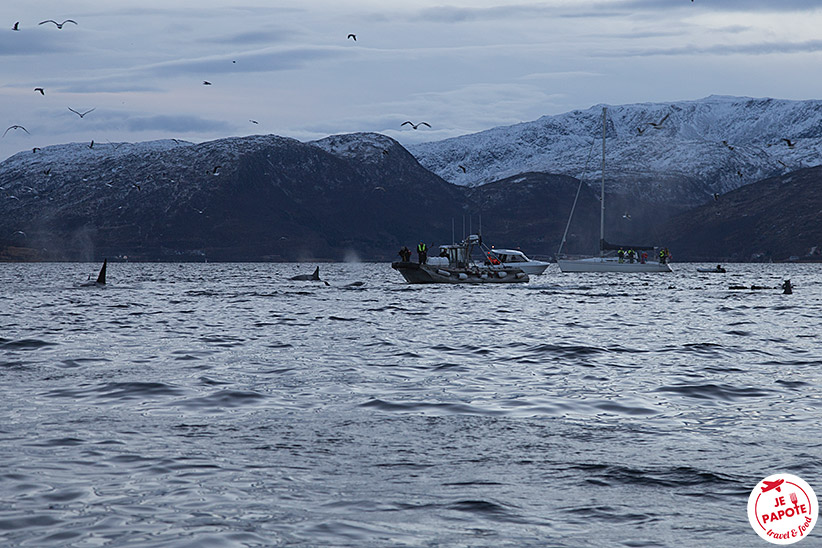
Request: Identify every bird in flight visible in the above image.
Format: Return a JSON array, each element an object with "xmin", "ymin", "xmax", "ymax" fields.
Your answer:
[
  {"xmin": 132, "ymin": 183, "xmax": 141, "ymax": 191},
  {"xmin": 649, "ymin": 112, "xmax": 670, "ymax": 129},
  {"xmin": 402, "ymin": 121, "xmax": 431, "ymax": 129},
  {"xmin": 211, "ymin": 166, "xmax": 221, "ymax": 175},
  {"xmin": 347, "ymin": 34, "xmax": 356, "ymax": 41},
  {"xmin": 13, "ymin": 22, "xmax": 20, "ymax": 31},
  {"xmin": 3, "ymin": 125, "xmax": 30, "ymax": 137},
  {"xmin": 782, "ymin": 138, "xmax": 795, "ymax": 148},
  {"xmin": 68, "ymin": 107, "xmax": 95, "ymax": 118},
  {"xmin": 713, "ymin": 193, "xmax": 720, "ymax": 201},
  {"xmin": 34, "ymin": 87, "xmax": 45, "ymax": 95},
  {"xmin": 458, "ymin": 165, "xmax": 467, "ymax": 173},
  {"xmin": 622, "ymin": 212, "xmax": 632, "ymax": 220},
  {"xmin": 721, "ymin": 140, "xmax": 734, "ymax": 151},
  {"xmin": 203, "ymin": 81, "xmax": 212, "ymax": 86},
  {"xmin": 250, "ymin": 119, "xmax": 259, "ymax": 124},
  {"xmin": 39, "ymin": 19, "xmax": 77, "ymax": 29},
  {"xmin": 88, "ymin": 140, "xmax": 94, "ymax": 149},
  {"xmin": 32, "ymin": 147, "xmax": 41, "ymax": 153}
]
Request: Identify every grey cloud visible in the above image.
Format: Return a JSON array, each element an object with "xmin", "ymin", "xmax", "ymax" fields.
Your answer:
[
  {"xmin": 0, "ymin": 32, "xmax": 79, "ymax": 56},
  {"xmin": 413, "ymin": 0, "xmax": 820, "ymax": 23},
  {"xmin": 146, "ymin": 47, "xmax": 347, "ymax": 77},
  {"xmin": 414, "ymin": 4, "xmax": 558, "ymax": 23},
  {"xmin": 620, "ymin": 0, "xmax": 822, "ymax": 11},
  {"xmin": 205, "ymin": 28, "xmax": 301, "ymax": 46},
  {"xmin": 610, "ymin": 39, "xmax": 822, "ymax": 57},
  {"xmin": 125, "ymin": 115, "xmax": 232, "ymax": 133}
]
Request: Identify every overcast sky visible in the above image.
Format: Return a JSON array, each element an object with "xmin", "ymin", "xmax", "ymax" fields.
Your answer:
[{"xmin": 2, "ymin": 0, "xmax": 822, "ymax": 161}]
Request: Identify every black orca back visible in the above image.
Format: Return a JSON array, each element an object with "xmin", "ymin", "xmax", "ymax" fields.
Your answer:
[{"xmin": 311, "ymin": 266, "xmax": 320, "ymax": 280}]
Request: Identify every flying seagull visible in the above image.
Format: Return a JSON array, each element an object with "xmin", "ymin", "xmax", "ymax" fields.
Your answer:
[
  {"xmin": 782, "ymin": 138, "xmax": 795, "ymax": 148},
  {"xmin": 34, "ymin": 87, "xmax": 44, "ymax": 95},
  {"xmin": 13, "ymin": 22, "xmax": 20, "ymax": 31},
  {"xmin": 401, "ymin": 121, "xmax": 431, "ymax": 130},
  {"xmin": 39, "ymin": 19, "xmax": 77, "ymax": 29},
  {"xmin": 3, "ymin": 125, "xmax": 30, "ymax": 137},
  {"xmin": 622, "ymin": 212, "xmax": 632, "ymax": 220},
  {"xmin": 650, "ymin": 112, "xmax": 670, "ymax": 129},
  {"xmin": 347, "ymin": 34, "xmax": 356, "ymax": 41},
  {"xmin": 68, "ymin": 107, "xmax": 95, "ymax": 118},
  {"xmin": 249, "ymin": 119, "xmax": 259, "ymax": 124},
  {"xmin": 203, "ymin": 80, "xmax": 212, "ymax": 85},
  {"xmin": 713, "ymin": 193, "xmax": 720, "ymax": 201},
  {"xmin": 458, "ymin": 165, "xmax": 467, "ymax": 173}
]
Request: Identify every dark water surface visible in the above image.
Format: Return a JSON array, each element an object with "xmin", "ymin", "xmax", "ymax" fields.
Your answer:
[{"xmin": 1, "ymin": 262, "xmax": 820, "ymax": 547}]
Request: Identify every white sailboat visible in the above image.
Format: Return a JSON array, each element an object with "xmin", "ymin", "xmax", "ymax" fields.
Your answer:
[{"xmin": 557, "ymin": 107, "xmax": 672, "ymax": 273}]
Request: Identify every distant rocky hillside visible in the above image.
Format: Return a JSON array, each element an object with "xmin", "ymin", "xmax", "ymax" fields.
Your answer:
[
  {"xmin": 1, "ymin": 128, "xmax": 820, "ymax": 263},
  {"xmin": 409, "ymin": 96, "xmax": 822, "ymax": 207},
  {"xmin": 657, "ymin": 165, "xmax": 822, "ymax": 262},
  {"xmin": 0, "ymin": 134, "xmax": 466, "ymax": 261}
]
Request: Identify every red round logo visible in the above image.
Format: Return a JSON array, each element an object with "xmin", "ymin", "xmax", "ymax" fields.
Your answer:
[{"xmin": 748, "ymin": 473, "xmax": 818, "ymax": 544}]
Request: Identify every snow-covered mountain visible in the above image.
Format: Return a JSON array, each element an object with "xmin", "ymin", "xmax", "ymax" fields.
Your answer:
[{"xmin": 409, "ymin": 95, "xmax": 822, "ymax": 206}]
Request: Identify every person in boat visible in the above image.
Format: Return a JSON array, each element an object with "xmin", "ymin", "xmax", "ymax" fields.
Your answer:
[
  {"xmin": 627, "ymin": 249, "xmax": 636, "ymax": 263},
  {"xmin": 618, "ymin": 248, "xmax": 625, "ymax": 263},
  {"xmin": 715, "ymin": 264, "xmax": 725, "ymax": 273},
  {"xmin": 417, "ymin": 242, "xmax": 428, "ymax": 264},
  {"xmin": 641, "ymin": 252, "xmax": 647, "ymax": 264},
  {"xmin": 398, "ymin": 246, "xmax": 411, "ymax": 262},
  {"xmin": 486, "ymin": 251, "xmax": 501, "ymax": 265}
]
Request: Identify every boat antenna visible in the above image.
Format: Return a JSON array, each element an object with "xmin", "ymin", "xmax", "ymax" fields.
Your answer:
[
  {"xmin": 600, "ymin": 106, "xmax": 606, "ymax": 258},
  {"xmin": 556, "ymin": 130, "xmax": 598, "ymax": 259}
]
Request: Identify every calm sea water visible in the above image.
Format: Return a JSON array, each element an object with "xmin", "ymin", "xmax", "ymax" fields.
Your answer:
[{"xmin": 1, "ymin": 262, "xmax": 820, "ymax": 547}]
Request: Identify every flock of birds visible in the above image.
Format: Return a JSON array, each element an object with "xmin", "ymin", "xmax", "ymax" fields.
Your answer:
[
  {"xmin": 5, "ymin": 21, "xmax": 435, "ymax": 162},
  {"xmin": 5, "ymin": 19, "xmax": 100, "ymax": 147}
]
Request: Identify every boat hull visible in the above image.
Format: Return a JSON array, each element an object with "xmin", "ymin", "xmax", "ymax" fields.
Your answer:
[
  {"xmin": 391, "ymin": 261, "xmax": 529, "ymax": 284},
  {"xmin": 558, "ymin": 258, "xmax": 672, "ymax": 273}
]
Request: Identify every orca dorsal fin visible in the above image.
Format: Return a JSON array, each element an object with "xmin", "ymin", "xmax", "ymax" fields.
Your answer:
[
  {"xmin": 311, "ymin": 266, "xmax": 320, "ymax": 280},
  {"xmin": 96, "ymin": 259, "xmax": 107, "ymax": 284}
]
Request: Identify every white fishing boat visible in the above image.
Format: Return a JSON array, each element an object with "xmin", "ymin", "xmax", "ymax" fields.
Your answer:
[
  {"xmin": 556, "ymin": 107, "xmax": 672, "ymax": 273},
  {"xmin": 391, "ymin": 235, "xmax": 529, "ymax": 284},
  {"xmin": 486, "ymin": 248, "xmax": 550, "ymax": 275}
]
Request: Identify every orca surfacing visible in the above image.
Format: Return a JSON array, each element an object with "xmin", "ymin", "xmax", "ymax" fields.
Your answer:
[
  {"xmin": 290, "ymin": 266, "xmax": 321, "ymax": 281},
  {"xmin": 81, "ymin": 259, "xmax": 107, "ymax": 287}
]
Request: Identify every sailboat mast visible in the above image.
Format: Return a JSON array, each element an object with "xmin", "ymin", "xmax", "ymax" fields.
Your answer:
[{"xmin": 600, "ymin": 107, "xmax": 606, "ymax": 257}]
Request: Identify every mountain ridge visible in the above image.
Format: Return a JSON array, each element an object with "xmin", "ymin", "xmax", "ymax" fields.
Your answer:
[{"xmin": 408, "ymin": 95, "xmax": 822, "ymax": 206}]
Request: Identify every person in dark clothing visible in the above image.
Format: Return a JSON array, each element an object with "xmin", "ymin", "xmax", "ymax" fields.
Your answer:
[
  {"xmin": 417, "ymin": 242, "xmax": 428, "ymax": 264},
  {"xmin": 618, "ymin": 248, "xmax": 624, "ymax": 263},
  {"xmin": 398, "ymin": 246, "xmax": 411, "ymax": 262}
]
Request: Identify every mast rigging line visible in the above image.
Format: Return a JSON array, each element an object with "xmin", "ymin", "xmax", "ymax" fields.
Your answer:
[{"xmin": 556, "ymin": 133, "xmax": 599, "ymax": 259}]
